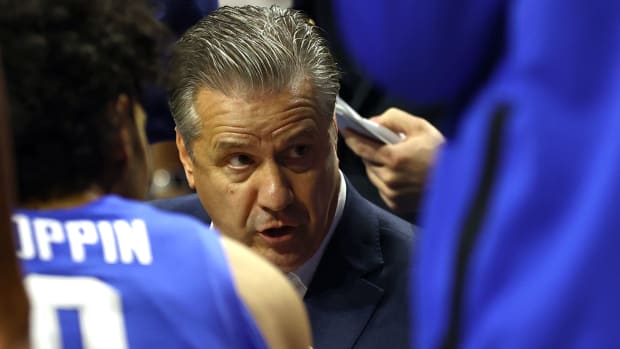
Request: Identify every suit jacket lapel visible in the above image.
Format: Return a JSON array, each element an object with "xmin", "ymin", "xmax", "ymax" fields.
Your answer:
[{"xmin": 305, "ymin": 181, "xmax": 385, "ymax": 349}]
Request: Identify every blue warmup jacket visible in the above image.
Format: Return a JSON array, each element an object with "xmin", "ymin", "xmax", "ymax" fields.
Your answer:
[{"xmin": 335, "ymin": 0, "xmax": 620, "ymax": 348}]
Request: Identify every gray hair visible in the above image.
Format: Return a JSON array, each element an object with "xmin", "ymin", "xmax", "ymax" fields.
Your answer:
[{"xmin": 168, "ymin": 5, "xmax": 341, "ymax": 156}]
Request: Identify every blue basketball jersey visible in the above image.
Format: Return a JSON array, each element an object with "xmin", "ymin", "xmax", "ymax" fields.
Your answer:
[{"xmin": 13, "ymin": 195, "xmax": 268, "ymax": 349}]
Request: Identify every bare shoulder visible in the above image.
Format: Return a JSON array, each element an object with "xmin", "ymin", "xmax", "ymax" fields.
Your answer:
[{"xmin": 220, "ymin": 236, "xmax": 312, "ymax": 349}]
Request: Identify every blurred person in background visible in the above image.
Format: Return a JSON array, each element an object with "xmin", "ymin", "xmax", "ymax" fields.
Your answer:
[{"xmin": 335, "ymin": 0, "xmax": 620, "ymax": 348}]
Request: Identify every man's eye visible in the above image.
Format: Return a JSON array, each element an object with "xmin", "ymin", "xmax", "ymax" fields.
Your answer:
[
  {"xmin": 289, "ymin": 145, "xmax": 310, "ymax": 159},
  {"xmin": 229, "ymin": 154, "xmax": 253, "ymax": 168}
]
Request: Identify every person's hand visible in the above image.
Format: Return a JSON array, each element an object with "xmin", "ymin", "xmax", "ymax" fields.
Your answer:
[{"xmin": 341, "ymin": 108, "xmax": 444, "ymax": 217}]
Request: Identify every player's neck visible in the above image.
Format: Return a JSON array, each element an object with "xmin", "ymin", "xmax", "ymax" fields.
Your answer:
[{"xmin": 20, "ymin": 187, "xmax": 105, "ymax": 210}]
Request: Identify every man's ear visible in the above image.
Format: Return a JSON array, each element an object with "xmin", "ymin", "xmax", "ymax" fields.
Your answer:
[
  {"xmin": 176, "ymin": 130, "xmax": 196, "ymax": 189},
  {"xmin": 331, "ymin": 113, "xmax": 339, "ymax": 151}
]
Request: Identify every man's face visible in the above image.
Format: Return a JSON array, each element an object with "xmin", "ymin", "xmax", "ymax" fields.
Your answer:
[{"xmin": 177, "ymin": 85, "xmax": 340, "ymax": 272}]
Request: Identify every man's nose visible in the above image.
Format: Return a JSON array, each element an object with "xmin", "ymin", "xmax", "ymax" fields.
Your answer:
[{"xmin": 256, "ymin": 162, "xmax": 294, "ymax": 212}]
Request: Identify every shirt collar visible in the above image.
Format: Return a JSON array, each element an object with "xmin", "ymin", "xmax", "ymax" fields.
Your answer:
[{"xmin": 290, "ymin": 171, "xmax": 346, "ymax": 296}]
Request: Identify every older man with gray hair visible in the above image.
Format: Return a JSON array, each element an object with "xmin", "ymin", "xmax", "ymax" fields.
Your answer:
[{"xmin": 153, "ymin": 5, "xmax": 414, "ymax": 348}]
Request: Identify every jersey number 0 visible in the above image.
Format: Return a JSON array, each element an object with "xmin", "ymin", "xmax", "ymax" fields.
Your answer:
[{"xmin": 25, "ymin": 274, "xmax": 128, "ymax": 349}]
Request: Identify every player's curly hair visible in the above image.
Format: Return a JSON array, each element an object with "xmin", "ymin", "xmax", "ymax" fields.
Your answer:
[{"xmin": 0, "ymin": 0, "xmax": 168, "ymax": 202}]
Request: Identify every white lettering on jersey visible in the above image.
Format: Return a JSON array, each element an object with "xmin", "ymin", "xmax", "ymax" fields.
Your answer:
[
  {"xmin": 34, "ymin": 218, "xmax": 65, "ymax": 261},
  {"xmin": 97, "ymin": 221, "xmax": 118, "ymax": 264},
  {"xmin": 13, "ymin": 214, "xmax": 36, "ymax": 259},
  {"xmin": 113, "ymin": 219, "xmax": 153, "ymax": 265},
  {"xmin": 25, "ymin": 274, "xmax": 128, "ymax": 349},
  {"xmin": 66, "ymin": 220, "xmax": 99, "ymax": 263},
  {"xmin": 13, "ymin": 216, "xmax": 152, "ymax": 265}
]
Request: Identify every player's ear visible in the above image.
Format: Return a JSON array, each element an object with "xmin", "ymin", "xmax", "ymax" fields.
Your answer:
[
  {"xmin": 176, "ymin": 129, "xmax": 196, "ymax": 189},
  {"xmin": 115, "ymin": 94, "xmax": 131, "ymax": 116},
  {"xmin": 108, "ymin": 94, "xmax": 151, "ymax": 199},
  {"xmin": 114, "ymin": 94, "xmax": 145, "ymax": 162},
  {"xmin": 111, "ymin": 94, "xmax": 132, "ymax": 166}
]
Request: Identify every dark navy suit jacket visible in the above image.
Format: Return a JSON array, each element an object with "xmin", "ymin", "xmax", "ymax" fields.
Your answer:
[{"xmin": 151, "ymin": 179, "xmax": 414, "ymax": 349}]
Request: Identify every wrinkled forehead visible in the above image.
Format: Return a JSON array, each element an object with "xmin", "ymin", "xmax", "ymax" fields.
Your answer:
[
  {"xmin": 190, "ymin": 86, "xmax": 338, "ymax": 153},
  {"xmin": 193, "ymin": 78, "xmax": 332, "ymax": 123},
  {"xmin": 200, "ymin": 71, "xmax": 310, "ymax": 101}
]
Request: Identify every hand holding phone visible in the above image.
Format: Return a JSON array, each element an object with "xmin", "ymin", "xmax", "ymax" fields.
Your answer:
[{"xmin": 335, "ymin": 96, "xmax": 404, "ymax": 144}]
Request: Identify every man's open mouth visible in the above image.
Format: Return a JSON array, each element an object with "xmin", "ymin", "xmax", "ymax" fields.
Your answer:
[{"xmin": 258, "ymin": 226, "xmax": 296, "ymax": 243}]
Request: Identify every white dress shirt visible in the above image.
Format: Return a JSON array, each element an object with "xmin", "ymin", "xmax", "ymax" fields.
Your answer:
[{"xmin": 288, "ymin": 171, "xmax": 346, "ymax": 297}]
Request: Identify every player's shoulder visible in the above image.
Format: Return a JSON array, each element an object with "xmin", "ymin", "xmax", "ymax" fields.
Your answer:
[
  {"xmin": 105, "ymin": 195, "xmax": 220, "ymax": 250},
  {"xmin": 149, "ymin": 193, "xmax": 211, "ymax": 225},
  {"xmin": 111, "ymin": 195, "xmax": 209, "ymax": 229},
  {"xmin": 220, "ymin": 236, "xmax": 312, "ymax": 349}
]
